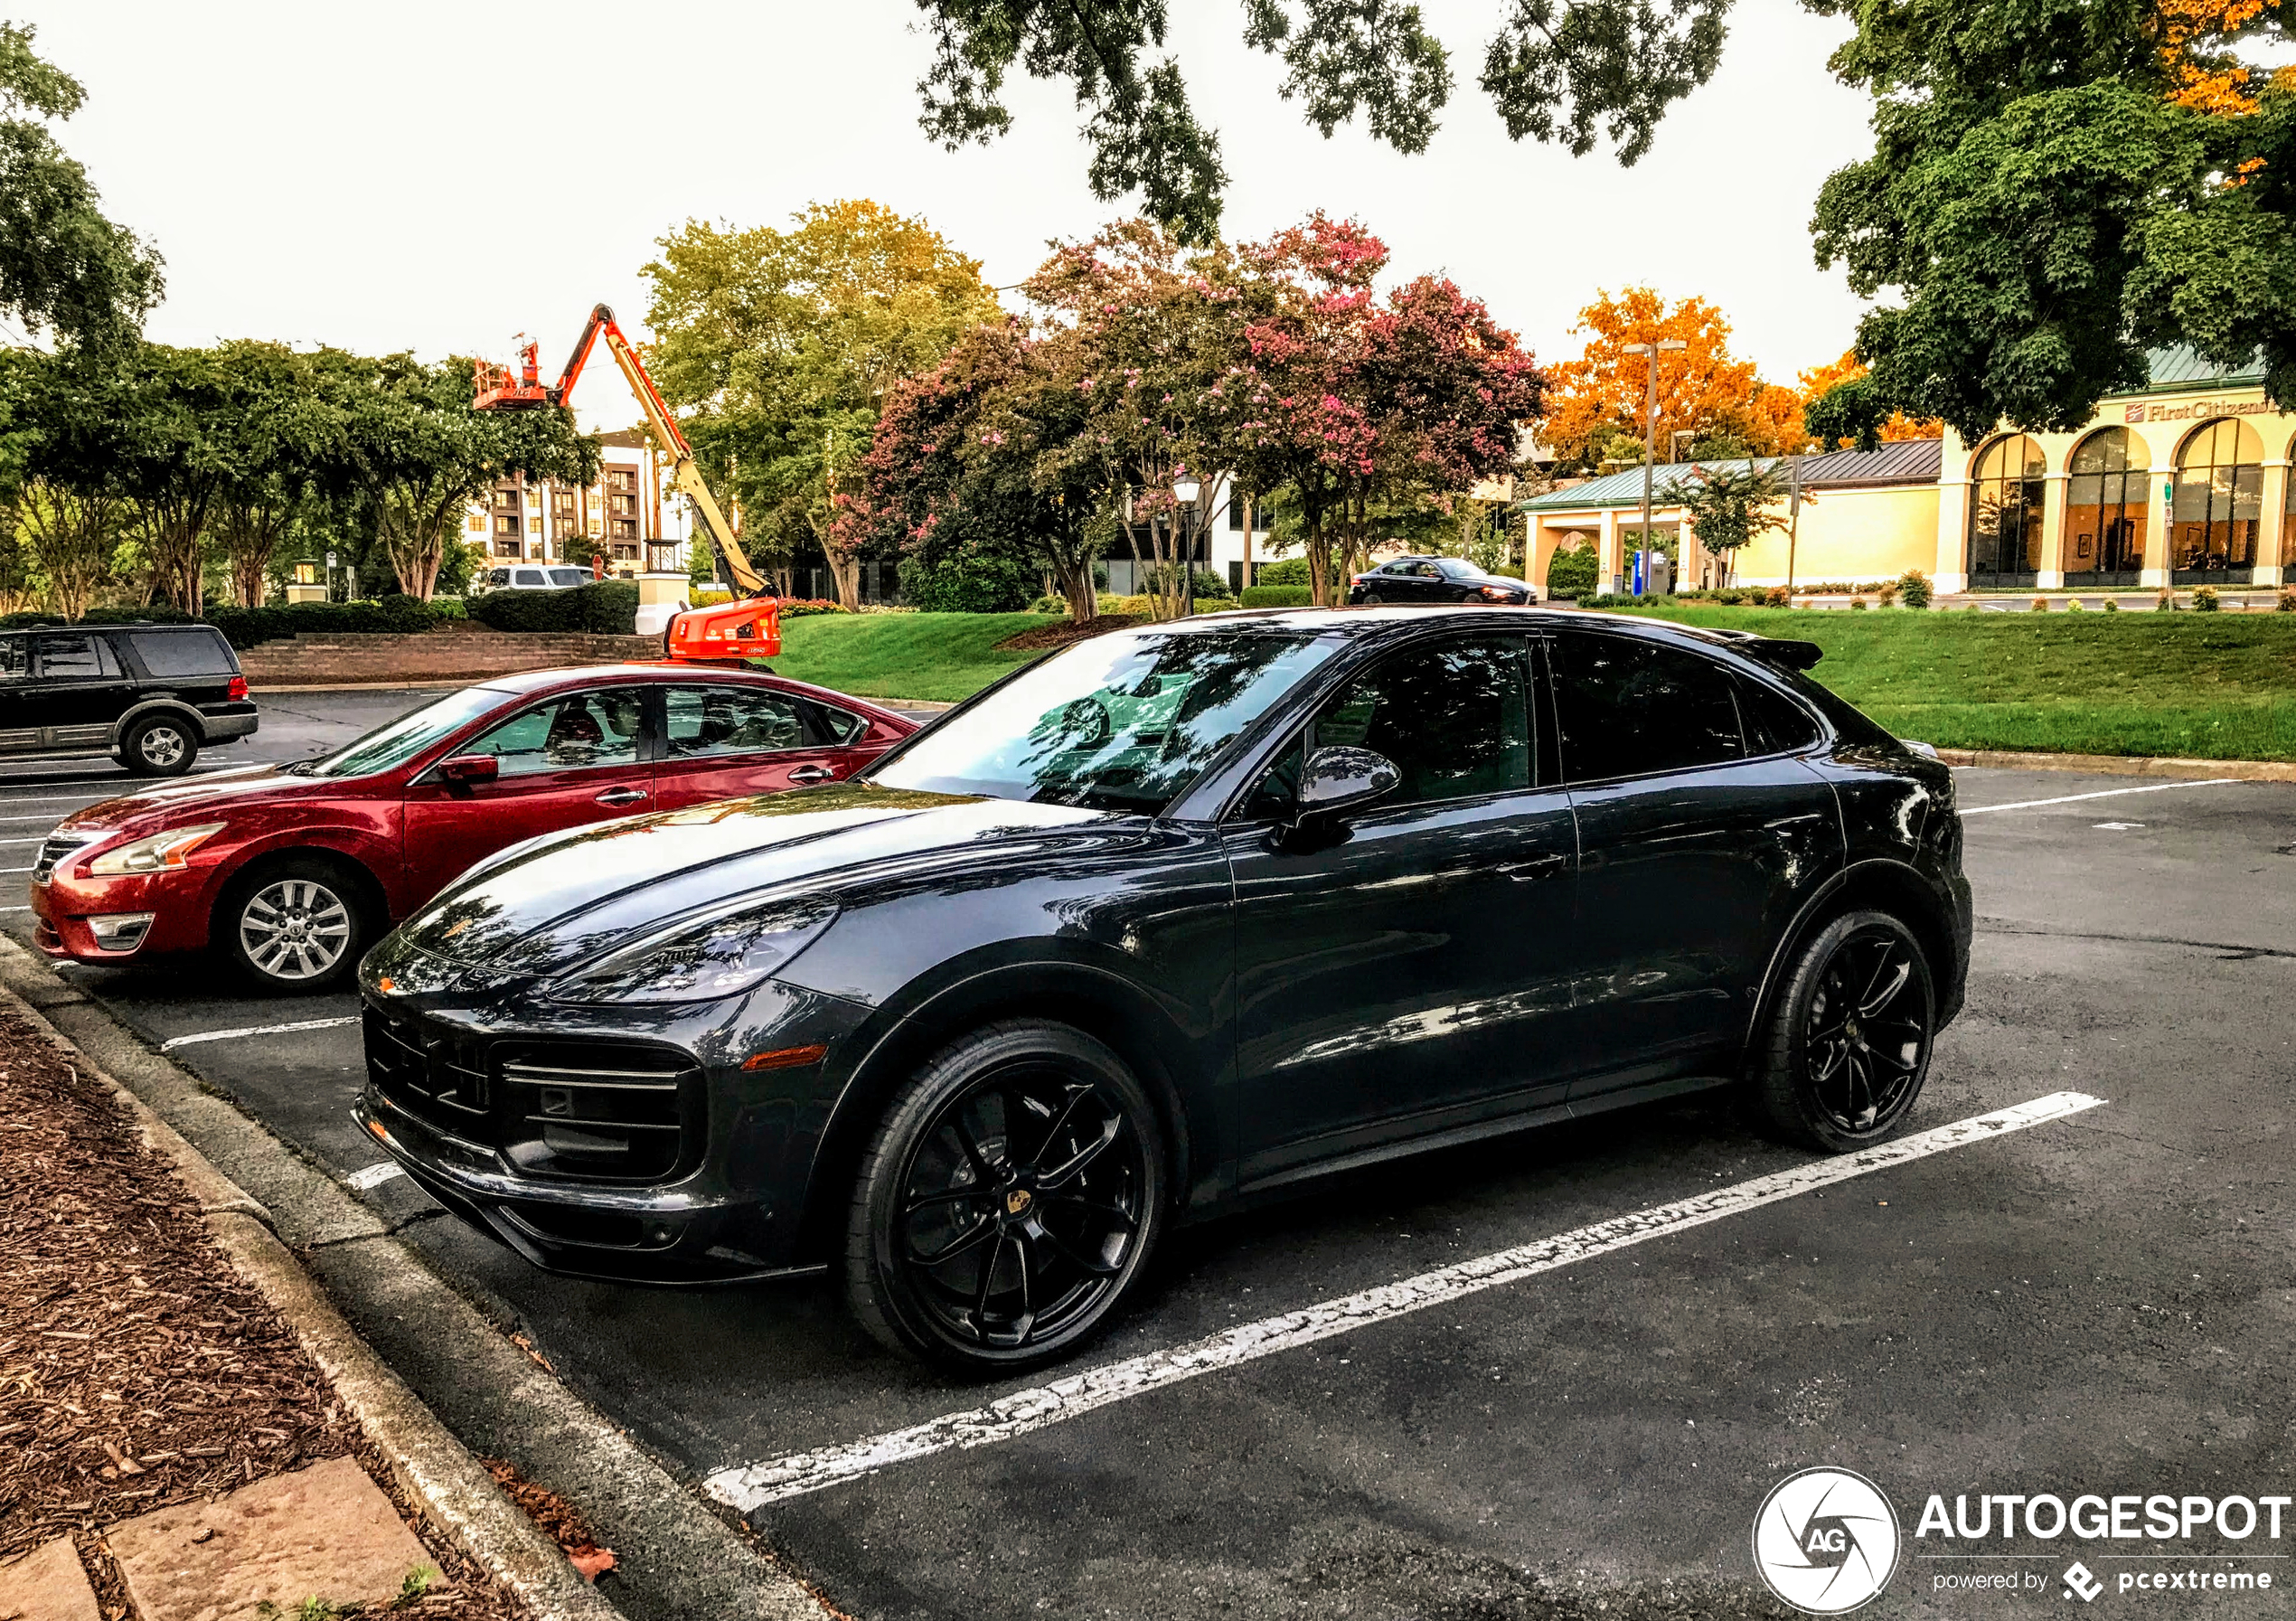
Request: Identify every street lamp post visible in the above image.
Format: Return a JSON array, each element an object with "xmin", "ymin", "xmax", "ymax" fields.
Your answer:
[
  {"xmin": 1174, "ymin": 476, "xmax": 1202, "ymax": 617},
  {"xmin": 1623, "ymin": 338, "xmax": 1687, "ymax": 595}
]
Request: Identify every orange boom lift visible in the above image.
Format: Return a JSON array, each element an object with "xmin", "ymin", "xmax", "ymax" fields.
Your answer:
[{"xmin": 474, "ymin": 305, "xmax": 780, "ymax": 660}]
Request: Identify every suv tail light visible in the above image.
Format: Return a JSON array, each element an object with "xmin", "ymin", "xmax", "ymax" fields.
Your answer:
[{"xmin": 227, "ymin": 674, "xmax": 248, "ymax": 701}]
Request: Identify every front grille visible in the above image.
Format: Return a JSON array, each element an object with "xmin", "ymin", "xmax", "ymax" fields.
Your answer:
[
  {"xmin": 496, "ymin": 1047, "xmax": 698, "ymax": 1182},
  {"xmin": 363, "ymin": 1004, "xmax": 697, "ymax": 1183},
  {"xmin": 33, "ymin": 833, "xmax": 97, "ymax": 883},
  {"xmin": 363, "ymin": 1006, "xmax": 492, "ymax": 1153}
]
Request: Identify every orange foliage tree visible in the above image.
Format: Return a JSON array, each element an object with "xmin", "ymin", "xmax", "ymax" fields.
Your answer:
[
  {"xmin": 1539, "ymin": 288, "xmax": 1803, "ymax": 472},
  {"xmin": 1797, "ymin": 351, "xmax": 1943, "ymax": 448}
]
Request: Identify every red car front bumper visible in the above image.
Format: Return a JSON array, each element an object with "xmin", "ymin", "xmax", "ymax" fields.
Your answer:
[{"xmin": 31, "ymin": 864, "xmax": 222, "ymax": 964}]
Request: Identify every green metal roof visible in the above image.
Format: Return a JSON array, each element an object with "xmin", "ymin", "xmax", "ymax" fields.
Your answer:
[{"xmin": 2131, "ymin": 344, "xmax": 2265, "ymax": 394}]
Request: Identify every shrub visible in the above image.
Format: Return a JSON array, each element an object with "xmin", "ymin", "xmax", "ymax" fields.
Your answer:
[
  {"xmin": 1896, "ymin": 570, "xmax": 1933, "ymax": 609},
  {"xmin": 1487, "ymin": 562, "xmax": 1526, "ymax": 580},
  {"xmin": 1240, "ymin": 584, "xmax": 1313, "ymax": 608},
  {"xmin": 2104, "ymin": 598, "xmax": 2121, "ymax": 612},
  {"xmin": 467, "ymin": 580, "xmax": 638, "ymax": 634},
  {"xmin": 2193, "ymin": 585, "xmax": 2220, "ymax": 612},
  {"xmin": 1254, "ymin": 556, "xmax": 1311, "ymax": 587},
  {"xmin": 2030, "ymin": 597, "xmax": 2049, "ymax": 612},
  {"xmin": 1875, "ymin": 581, "xmax": 1899, "ymax": 606},
  {"xmin": 1543, "ymin": 546, "xmax": 1598, "ymax": 598},
  {"xmin": 428, "ymin": 595, "xmax": 467, "ymax": 620},
  {"xmin": 898, "ymin": 551, "xmax": 1037, "ymax": 613},
  {"xmin": 202, "ymin": 596, "xmax": 446, "ymax": 649},
  {"xmin": 1763, "ymin": 585, "xmax": 1793, "ymax": 608},
  {"xmin": 2066, "ymin": 598, "xmax": 2085, "ymax": 612},
  {"xmin": 2156, "ymin": 589, "xmax": 2178, "ymax": 611},
  {"xmin": 1850, "ymin": 597, "xmax": 1869, "ymax": 609},
  {"xmin": 2278, "ymin": 590, "xmax": 2295, "ymax": 613},
  {"xmin": 776, "ymin": 598, "xmax": 845, "ymax": 618}
]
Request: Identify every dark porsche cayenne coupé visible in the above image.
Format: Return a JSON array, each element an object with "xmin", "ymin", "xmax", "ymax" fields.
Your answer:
[{"xmin": 356, "ymin": 607, "xmax": 1971, "ymax": 1371}]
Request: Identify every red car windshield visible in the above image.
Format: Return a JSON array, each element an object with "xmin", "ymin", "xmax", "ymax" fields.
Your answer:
[{"xmin": 289, "ymin": 687, "xmax": 509, "ymax": 779}]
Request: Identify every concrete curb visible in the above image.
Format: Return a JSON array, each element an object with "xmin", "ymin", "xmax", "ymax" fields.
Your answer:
[
  {"xmin": 0, "ymin": 973, "xmax": 622, "ymax": 1621},
  {"xmin": 0, "ymin": 940, "xmax": 831, "ymax": 1621},
  {"xmin": 1933, "ymin": 748, "xmax": 2296, "ymax": 782}
]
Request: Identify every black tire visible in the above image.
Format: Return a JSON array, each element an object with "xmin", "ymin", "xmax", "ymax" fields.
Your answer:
[
  {"xmin": 121, "ymin": 713, "xmax": 199, "ymax": 777},
  {"xmin": 1361, "ymin": 591, "xmax": 1384, "ymax": 606},
  {"xmin": 844, "ymin": 1020, "xmax": 1166, "ymax": 1371},
  {"xmin": 218, "ymin": 856, "xmax": 372, "ymax": 991},
  {"xmin": 1754, "ymin": 909, "xmax": 1935, "ymax": 1152}
]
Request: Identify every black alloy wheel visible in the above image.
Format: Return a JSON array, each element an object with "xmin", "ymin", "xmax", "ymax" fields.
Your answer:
[
  {"xmin": 1361, "ymin": 591, "xmax": 1385, "ymax": 606},
  {"xmin": 122, "ymin": 714, "xmax": 198, "ymax": 777},
  {"xmin": 1755, "ymin": 909, "xmax": 1934, "ymax": 1152},
  {"xmin": 846, "ymin": 1021, "xmax": 1164, "ymax": 1371}
]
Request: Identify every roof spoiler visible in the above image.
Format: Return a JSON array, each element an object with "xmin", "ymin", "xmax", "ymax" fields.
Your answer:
[{"xmin": 1706, "ymin": 628, "xmax": 1824, "ymax": 671}]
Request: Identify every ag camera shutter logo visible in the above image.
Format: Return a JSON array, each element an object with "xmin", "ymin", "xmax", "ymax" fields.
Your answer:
[{"xmin": 1752, "ymin": 1468, "xmax": 1902, "ymax": 1614}]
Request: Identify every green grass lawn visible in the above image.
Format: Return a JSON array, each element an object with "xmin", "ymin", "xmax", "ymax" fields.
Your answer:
[
  {"xmin": 770, "ymin": 611, "xmax": 1061, "ymax": 704},
  {"xmin": 1613, "ymin": 605, "xmax": 2296, "ymax": 761}
]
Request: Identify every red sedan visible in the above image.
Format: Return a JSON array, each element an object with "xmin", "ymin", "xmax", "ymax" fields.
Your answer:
[{"xmin": 30, "ymin": 664, "xmax": 917, "ymax": 990}]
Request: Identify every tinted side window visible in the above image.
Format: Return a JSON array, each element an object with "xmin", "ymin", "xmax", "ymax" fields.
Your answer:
[
  {"xmin": 127, "ymin": 629, "xmax": 234, "ymax": 678},
  {"xmin": 664, "ymin": 685, "xmax": 807, "ymax": 758},
  {"xmin": 807, "ymin": 702, "xmax": 868, "ymax": 746},
  {"xmin": 1309, "ymin": 637, "xmax": 1531, "ymax": 808},
  {"xmin": 1736, "ymin": 675, "xmax": 1822, "ymax": 755},
  {"xmin": 465, "ymin": 689, "xmax": 645, "ymax": 777},
  {"xmin": 1550, "ymin": 632, "xmax": 1743, "ymax": 783},
  {"xmin": 36, "ymin": 634, "xmax": 119, "ymax": 680}
]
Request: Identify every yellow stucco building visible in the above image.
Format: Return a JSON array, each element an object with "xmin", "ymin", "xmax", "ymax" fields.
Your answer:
[{"xmin": 1518, "ymin": 348, "xmax": 2294, "ymax": 596}]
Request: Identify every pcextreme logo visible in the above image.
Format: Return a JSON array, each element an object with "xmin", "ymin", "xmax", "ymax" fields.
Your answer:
[{"xmin": 1753, "ymin": 1468, "xmax": 1904, "ymax": 1615}]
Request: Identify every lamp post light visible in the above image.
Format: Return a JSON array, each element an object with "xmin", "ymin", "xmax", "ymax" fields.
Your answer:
[
  {"xmin": 1623, "ymin": 338, "xmax": 1687, "ymax": 596},
  {"xmin": 1173, "ymin": 477, "xmax": 1202, "ymax": 617}
]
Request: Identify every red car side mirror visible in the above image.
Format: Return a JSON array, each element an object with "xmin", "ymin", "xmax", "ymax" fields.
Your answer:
[{"xmin": 436, "ymin": 754, "xmax": 500, "ymax": 787}]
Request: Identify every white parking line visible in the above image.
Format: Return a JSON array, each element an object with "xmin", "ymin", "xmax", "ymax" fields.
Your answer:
[
  {"xmin": 1962, "ymin": 779, "xmax": 2239, "ymax": 815},
  {"xmin": 345, "ymin": 1161, "xmax": 405, "ymax": 1192},
  {"xmin": 0, "ymin": 793, "xmax": 114, "ymax": 805},
  {"xmin": 0, "ymin": 835, "xmax": 57, "ymax": 844},
  {"xmin": 158, "ymin": 1014, "xmax": 360, "ymax": 1052},
  {"xmin": 706, "ymin": 1089, "xmax": 2107, "ymax": 1512}
]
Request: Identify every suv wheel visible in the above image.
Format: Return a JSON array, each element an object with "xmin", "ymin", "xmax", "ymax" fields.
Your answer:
[
  {"xmin": 122, "ymin": 714, "xmax": 199, "ymax": 777},
  {"xmin": 221, "ymin": 858, "xmax": 369, "ymax": 990},
  {"xmin": 845, "ymin": 1021, "xmax": 1166, "ymax": 1371},
  {"xmin": 1755, "ymin": 909, "xmax": 1935, "ymax": 1152}
]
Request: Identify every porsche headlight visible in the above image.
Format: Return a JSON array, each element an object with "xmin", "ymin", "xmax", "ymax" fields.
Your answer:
[
  {"xmin": 87, "ymin": 823, "xmax": 227, "ymax": 876},
  {"xmin": 545, "ymin": 900, "xmax": 839, "ymax": 1005}
]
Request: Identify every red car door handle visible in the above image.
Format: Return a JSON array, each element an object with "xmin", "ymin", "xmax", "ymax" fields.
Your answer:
[
  {"xmin": 595, "ymin": 786, "xmax": 648, "ymax": 807},
  {"xmin": 788, "ymin": 765, "xmax": 836, "ymax": 785}
]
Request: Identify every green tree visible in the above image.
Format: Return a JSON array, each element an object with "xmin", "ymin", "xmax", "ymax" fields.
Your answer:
[
  {"xmin": 909, "ymin": 0, "xmax": 1720, "ymax": 241},
  {"xmin": 1668, "ymin": 459, "xmax": 1786, "ymax": 586},
  {"xmin": 1810, "ymin": 0, "xmax": 2296, "ymax": 436},
  {"xmin": 0, "ymin": 23, "xmax": 162, "ymax": 351},
  {"xmin": 643, "ymin": 200, "xmax": 1002, "ymax": 607},
  {"xmin": 1802, "ymin": 373, "xmax": 1887, "ymax": 454},
  {"xmin": 343, "ymin": 355, "xmax": 599, "ymax": 601}
]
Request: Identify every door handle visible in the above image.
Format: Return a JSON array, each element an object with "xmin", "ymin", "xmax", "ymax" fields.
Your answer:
[
  {"xmin": 595, "ymin": 786, "xmax": 648, "ymax": 806},
  {"xmin": 1498, "ymin": 853, "xmax": 1568, "ymax": 882},
  {"xmin": 788, "ymin": 765, "xmax": 836, "ymax": 785}
]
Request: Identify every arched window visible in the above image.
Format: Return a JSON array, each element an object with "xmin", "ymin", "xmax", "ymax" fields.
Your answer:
[
  {"xmin": 2171, "ymin": 419, "xmax": 2263, "ymax": 582},
  {"xmin": 1966, "ymin": 436, "xmax": 2047, "ymax": 586},
  {"xmin": 2065, "ymin": 428, "xmax": 2150, "ymax": 583}
]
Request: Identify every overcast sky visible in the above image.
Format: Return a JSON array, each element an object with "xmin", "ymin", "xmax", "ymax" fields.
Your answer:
[{"xmin": 25, "ymin": 0, "xmax": 1881, "ymax": 431}]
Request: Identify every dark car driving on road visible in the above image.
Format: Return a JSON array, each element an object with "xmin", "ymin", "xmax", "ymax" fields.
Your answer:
[
  {"xmin": 355, "ymin": 607, "xmax": 1970, "ymax": 1372},
  {"xmin": 1, "ymin": 622, "xmax": 256, "ymax": 776},
  {"xmin": 1349, "ymin": 555, "xmax": 1536, "ymax": 607}
]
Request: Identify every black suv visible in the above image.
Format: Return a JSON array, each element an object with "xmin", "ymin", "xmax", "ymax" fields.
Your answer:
[{"xmin": 0, "ymin": 623, "xmax": 257, "ymax": 776}]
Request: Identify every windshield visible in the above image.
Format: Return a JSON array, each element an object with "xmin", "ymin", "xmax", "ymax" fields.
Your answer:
[
  {"xmin": 547, "ymin": 568, "xmax": 589, "ymax": 588},
  {"xmin": 293, "ymin": 686, "xmax": 507, "ymax": 778},
  {"xmin": 872, "ymin": 628, "xmax": 1339, "ymax": 813}
]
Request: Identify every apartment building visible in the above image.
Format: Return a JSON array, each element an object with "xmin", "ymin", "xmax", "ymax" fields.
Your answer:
[{"xmin": 464, "ymin": 429, "xmax": 692, "ymax": 578}]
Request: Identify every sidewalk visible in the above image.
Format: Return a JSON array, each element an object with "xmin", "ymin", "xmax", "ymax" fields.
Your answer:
[{"xmin": 0, "ymin": 998, "xmax": 596, "ymax": 1621}]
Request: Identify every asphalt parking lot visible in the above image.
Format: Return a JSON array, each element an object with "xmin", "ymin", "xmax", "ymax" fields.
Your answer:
[{"xmin": 6, "ymin": 687, "xmax": 2294, "ymax": 1619}]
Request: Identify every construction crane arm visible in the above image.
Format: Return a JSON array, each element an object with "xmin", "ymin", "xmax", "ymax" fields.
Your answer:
[{"xmin": 549, "ymin": 304, "xmax": 767, "ymax": 598}]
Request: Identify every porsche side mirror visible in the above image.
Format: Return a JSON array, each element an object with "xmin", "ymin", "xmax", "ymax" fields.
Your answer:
[
  {"xmin": 1294, "ymin": 746, "xmax": 1398, "ymax": 822},
  {"xmin": 436, "ymin": 754, "xmax": 500, "ymax": 787}
]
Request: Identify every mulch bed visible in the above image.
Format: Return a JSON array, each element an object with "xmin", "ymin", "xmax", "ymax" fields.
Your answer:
[
  {"xmin": 0, "ymin": 1004, "xmax": 528, "ymax": 1618},
  {"xmin": 993, "ymin": 613, "xmax": 1147, "ymax": 652}
]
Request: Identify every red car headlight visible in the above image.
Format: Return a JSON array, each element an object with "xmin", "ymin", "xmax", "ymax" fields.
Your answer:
[{"xmin": 86, "ymin": 822, "xmax": 228, "ymax": 876}]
